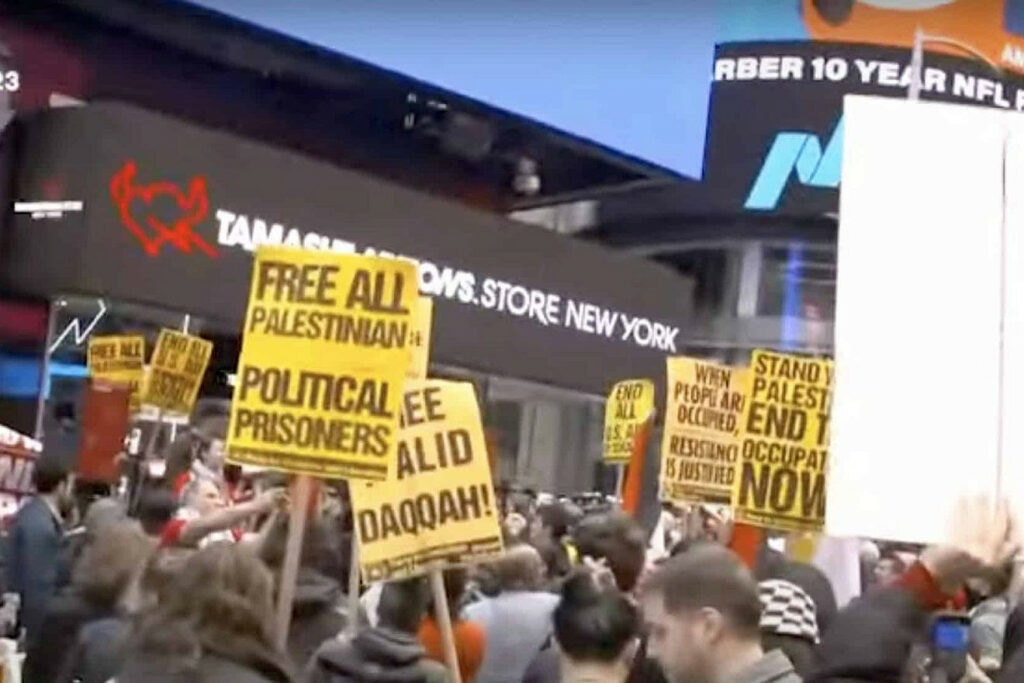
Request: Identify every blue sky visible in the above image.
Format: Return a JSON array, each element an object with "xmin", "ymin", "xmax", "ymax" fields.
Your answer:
[{"xmin": 187, "ymin": 0, "xmax": 808, "ymax": 178}]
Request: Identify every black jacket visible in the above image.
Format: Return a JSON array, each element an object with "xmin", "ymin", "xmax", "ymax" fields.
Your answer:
[
  {"xmin": 60, "ymin": 616, "xmax": 132, "ymax": 683},
  {"xmin": 524, "ymin": 633, "xmax": 667, "ymax": 683},
  {"xmin": 118, "ymin": 650, "xmax": 294, "ymax": 683},
  {"xmin": 22, "ymin": 589, "xmax": 115, "ymax": 683},
  {"xmin": 288, "ymin": 569, "xmax": 354, "ymax": 670},
  {"xmin": 305, "ymin": 627, "xmax": 448, "ymax": 683},
  {"xmin": 997, "ymin": 604, "xmax": 1024, "ymax": 683},
  {"xmin": 808, "ymin": 587, "xmax": 929, "ymax": 682}
]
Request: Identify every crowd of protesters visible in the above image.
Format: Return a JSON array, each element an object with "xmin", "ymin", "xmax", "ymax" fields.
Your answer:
[{"xmin": 0, "ymin": 408, "xmax": 1021, "ymax": 683}]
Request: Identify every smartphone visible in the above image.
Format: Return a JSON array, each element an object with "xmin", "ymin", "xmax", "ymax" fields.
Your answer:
[{"xmin": 929, "ymin": 611, "xmax": 971, "ymax": 682}]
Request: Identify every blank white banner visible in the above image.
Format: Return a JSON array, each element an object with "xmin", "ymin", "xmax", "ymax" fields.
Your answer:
[{"xmin": 828, "ymin": 96, "xmax": 1007, "ymax": 544}]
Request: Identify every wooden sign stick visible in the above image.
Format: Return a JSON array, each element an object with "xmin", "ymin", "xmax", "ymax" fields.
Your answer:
[
  {"xmin": 429, "ymin": 567, "xmax": 462, "ymax": 683},
  {"xmin": 143, "ymin": 408, "xmax": 163, "ymax": 459},
  {"xmin": 347, "ymin": 534, "xmax": 361, "ymax": 637},
  {"xmin": 275, "ymin": 474, "xmax": 313, "ymax": 650}
]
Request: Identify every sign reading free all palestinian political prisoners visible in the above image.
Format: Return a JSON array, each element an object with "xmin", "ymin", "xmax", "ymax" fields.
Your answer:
[
  {"xmin": 603, "ymin": 379, "xmax": 655, "ymax": 463},
  {"xmin": 732, "ymin": 350, "xmax": 833, "ymax": 532},
  {"xmin": 227, "ymin": 247, "xmax": 417, "ymax": 481},
  {"xmin": 87, "ymin": 335, "xmax": 145, "ymax": 412},
  {"xmin": 141, "ymin": 330, "xmax": 212, "ymax": 415},
  {"xmin": 350, "ymin": 380, "xmax": 504, "ymax": 582},
  {"xmin": 660, "ymin": 358, "xmax": 746, "ymax": 505}
]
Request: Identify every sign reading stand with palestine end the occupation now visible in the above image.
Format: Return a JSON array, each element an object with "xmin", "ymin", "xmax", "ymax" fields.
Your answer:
[
  {"xmin": 226, "ymin": 246, "xmax": 416, "ymax": 481},
  {"xmin": 141, "ymin": 330, "xmax": 212, "ymax": 416},
  {"xmin": 350, "ymin": 380, "xmax": 504, "ymax": 582},
  {"xmin": 603, "ymin": 379, "xmax": 654, "ymax": 464},
  {"xmin": 660, "ymin": 357, "xmax": 746, "ymax": 505},
  {"xmin": 732, "ymin": 350, "xmax": 833, "ymax": 532}
]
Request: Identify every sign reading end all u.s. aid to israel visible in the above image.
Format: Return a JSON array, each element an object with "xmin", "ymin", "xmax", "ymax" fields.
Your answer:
[
  {"xmin": 350, "ymin": 379, "xmax": 504, "ymax": 582},
  {"xmin": 226, "ymin": 246, "xmax": 417, "ymax": 481},
  {"xmin": 603, "ymin": 379, "xmax": 655, "ymax": 464},
  {"xmin": 141, "ymin": 330, "xmax": 212, "ymax": 416}
]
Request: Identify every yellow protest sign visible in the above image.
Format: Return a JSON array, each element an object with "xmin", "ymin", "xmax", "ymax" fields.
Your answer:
[
  {"xmin": 226, "ymin": 247, "xmax": 417, "ymax": 481},
  {"xmin": 407, "ymin": 296, "xmax": 433, "ymax": 380},
  {"xmin": 660, "ymin": 358, "xmax": 746, "ymax": 505},
  {"xmin": 350, "ymin": 380, "xmax": 504, "ymax": 582},
  {"xmin": 603, "ymin": 379, "xmax": 655, "ymax": 463},
  {"xmin": 732, "ymin": 350, "xmax": 833, "ymax": 532},
  {"xmin": 87, "ymin": 335, "xmax": 145, "ymax": 412},
  {"xmin": 140, "ymin": 330, "xmax": 212, "ymax": 415}
]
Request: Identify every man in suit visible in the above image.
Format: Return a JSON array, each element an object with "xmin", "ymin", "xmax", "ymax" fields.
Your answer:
[{"xmin": 9, "ymin": 457, "xmax": 74, "ymax": 644}]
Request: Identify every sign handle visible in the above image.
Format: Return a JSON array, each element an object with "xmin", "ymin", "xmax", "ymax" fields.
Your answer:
[
  {"xmin": 275, "ymin": 474, "xmax": 313, "ymax": 650},
  {"xmin": 429, "ymin": 567, "xmax": 462, "ymax": 683},
  {"xmin": 615, "ymin": 464, "xmax": 626, "ymax": 501},
  {"xmin": 129, "ymin": 409, "xmax": 163, "ymax": 514},
  {"xmin": 621, "ymin": 410, "xmax": 655, "ymax": 516},
  {"xmin": 143, "ymin": 408, "xmax": 163, "ymax": 459},
  {"xmin": 346, "ymin": 533, "xmax": 361, "ymax": 637}
]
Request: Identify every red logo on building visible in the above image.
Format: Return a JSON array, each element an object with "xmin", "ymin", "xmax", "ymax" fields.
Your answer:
[{"xmin": 110, "ymin": 160, "xmax": 218, "ymax": 258}]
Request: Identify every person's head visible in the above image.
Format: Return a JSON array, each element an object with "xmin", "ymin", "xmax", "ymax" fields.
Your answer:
[
  {"xmin": 757, "ymin": 580, "xmax": 819, "ymax": 678},
  {"xmin": 574, "ymin": 512, "xmax": 647, "ymax": 593},
  {"xmin": 554, "ymin": 571, "xmax": 640, "ymax": 675},
  {"xmin": 137, "ymin": 488, "xmax": 178, "ymax": 537},
  {"xmin": 121, "ymin": 547, "xmax": 191, "ymax": 616},
  {"xmin": 534, "ymin": 502, "xmax": 572, "ymax": 540},
  {"xmin": 507, "ymin": 491, "xmax": 535, "ymax": 519},
  {"xmin": 260, "ymin": 514, "xmax": 334, "ymax": 577},
  {"xmin": 34, "ymin": 456, "xmax": 74, "ymax": 516},
  {"xmin": 73, "ymin": 520, "xmax": 154, "ymax": 608},
  {"xmin": 641, "ymin": 546, "xmax": 763, "ymax": 683},
  {"xmin": 134, "ymin": 543, "xmax": 277, "ymax": 664},
  {"xmin": 81, "ymin": 497, "xmax": 126, "ymax": 540},
  {"xmin": 495, "ymin": 544, "xmax": 546, "ymax": 592},
  {"xmin": 873, "ymin": 552, "xmax": 907, "ymax": 587},
  {"xmin": 183, "ymin": 477, "xmax": 226, "ymax": 516},
  {"xmin": 34, "ymin": 456, "xmax": 72, "ymax": 500},
  {"xmin": 377, "ymin": 577, "xmax": 429, "ymax": 634}
]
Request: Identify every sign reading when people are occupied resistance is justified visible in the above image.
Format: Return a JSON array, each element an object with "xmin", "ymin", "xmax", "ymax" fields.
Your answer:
[
  {"xmin": 732, "ymin": 350, "xmax": 833, "ymax": 532},
  {"xmin": 350, "ymin": 380, "xmax": 503, "ymax": 582},
  {"xmin": 227, "ymin": 247, "xmax": 417, "ymax": 481},
  {"xmin": 141, "ymin": 330, "xmax": 212, "ymax": 415},
  {"xmin": 87, "ymin": 335, "xmax": 146, "ymax": 412},
  {"xmin": 603, "ymin": 379, "xmax": 654, "ymax": 463},
  {"xmin": 407, "ymin": 296, "xmax": 433, "ymax": 380},
  {"xmin": 660, "ymin": 358, "xmax": 746, "ymax": 505}
]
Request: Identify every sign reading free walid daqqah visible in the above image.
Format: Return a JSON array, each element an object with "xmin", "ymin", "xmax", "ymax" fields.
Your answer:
[
  {"xmin": 350, "ymin": 379, "xmax": 504, "ymax": 582},
  {"xmin": 226, "ymin": 246, "xmax": 417, "ymax": 481}
]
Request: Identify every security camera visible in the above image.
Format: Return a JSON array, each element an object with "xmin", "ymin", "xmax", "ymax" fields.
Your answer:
[{"xmin": 512, "ymin": 157, "xmax": 541, "ymax": 196}]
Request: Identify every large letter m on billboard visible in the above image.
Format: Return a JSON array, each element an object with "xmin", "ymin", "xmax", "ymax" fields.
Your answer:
[{"xmin": 744, "ymin": 117, "xmax": 844, "ymax": 210}]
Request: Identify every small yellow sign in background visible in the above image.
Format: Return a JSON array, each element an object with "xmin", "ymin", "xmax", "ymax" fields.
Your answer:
[
  {"xmin": 141, "ymin": 330, "xmax": 212, "ymax": 416},
  {"xmin": 87, "ymin": 335, "xmax": 146, "ymax": 412}
]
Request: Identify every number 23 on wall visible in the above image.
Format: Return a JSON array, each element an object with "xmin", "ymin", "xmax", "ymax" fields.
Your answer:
[{"xmin": 0, "ymin": 71, "xmax": 20, "ymax": 92}]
